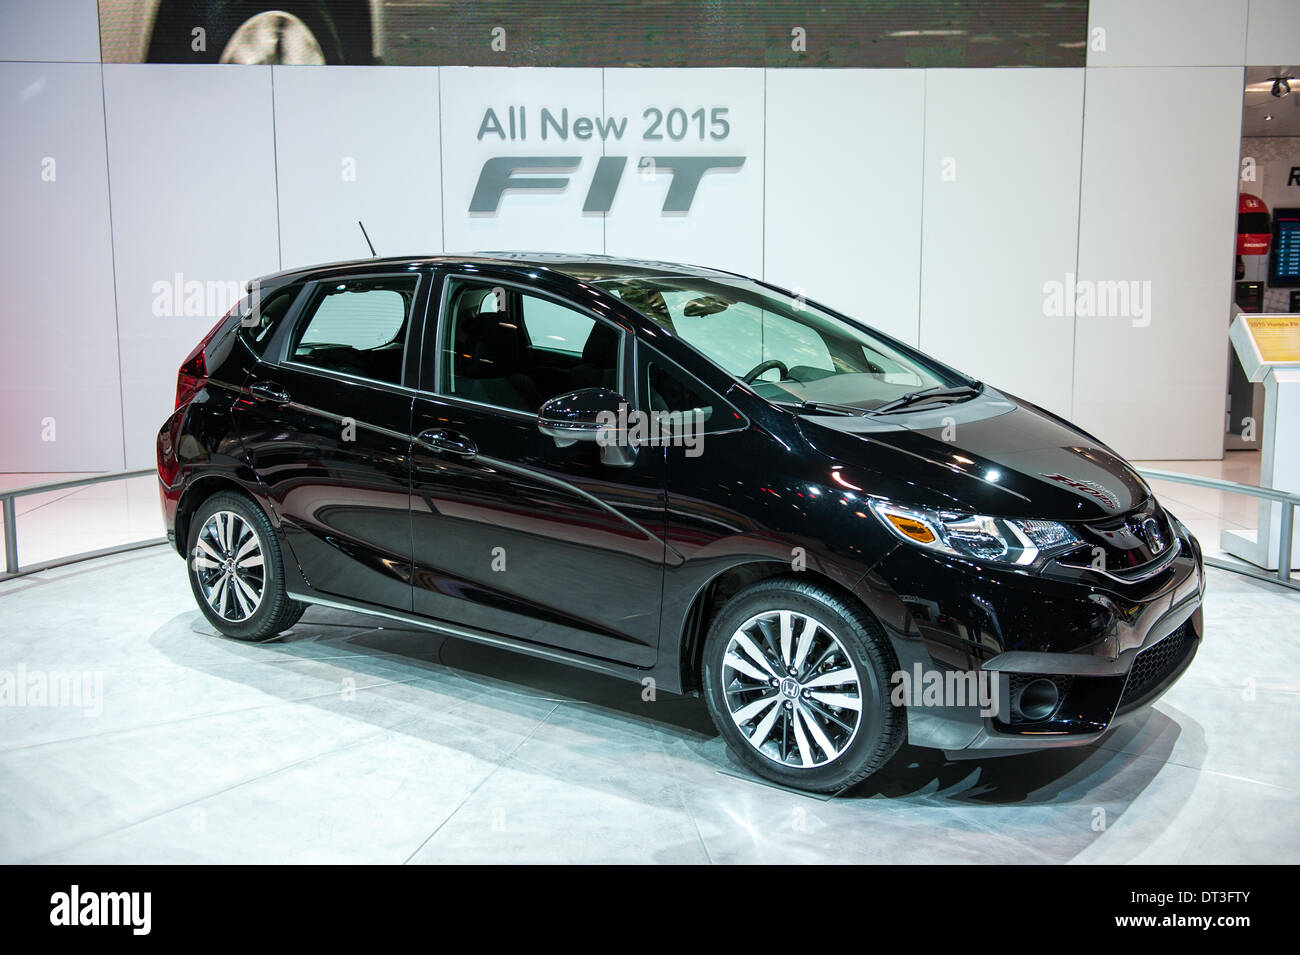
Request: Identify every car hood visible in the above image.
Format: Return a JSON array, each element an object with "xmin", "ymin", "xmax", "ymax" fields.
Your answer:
[{"xmin": 795, "ymin": 390, "xmax": 1149, "ymax": 521}]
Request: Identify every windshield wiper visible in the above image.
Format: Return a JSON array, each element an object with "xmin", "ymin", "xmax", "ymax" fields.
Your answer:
[
  {"xmin": 868, "ymin": 383, "xmax": 983, "ymax": 415},
  {"xmin": 776, "ymin": 400, "xmax": 872, "ymax": 417}
]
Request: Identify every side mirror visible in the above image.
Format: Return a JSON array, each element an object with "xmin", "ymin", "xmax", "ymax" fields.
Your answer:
[{"xmin": 537, "ymin": 388, "xmax": 636, "ymax": 467}]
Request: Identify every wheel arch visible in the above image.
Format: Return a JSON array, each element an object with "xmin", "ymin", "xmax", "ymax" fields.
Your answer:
[
  {"xmin": 676, "ymin": 561, "xmax": 874, "ymax": 695},
  {"xmin": 175, "ymin": 473, "xmax": 272, "ymax": 557}
]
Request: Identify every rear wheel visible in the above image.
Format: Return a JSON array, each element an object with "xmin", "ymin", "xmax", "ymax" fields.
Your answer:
[
  {"xmin": 701, "ymin": 578, "xmax": 904, "ymax": 792},
  {"xmin": 186, "ymin": 491, "xmax": 304, "ymax": 641}
]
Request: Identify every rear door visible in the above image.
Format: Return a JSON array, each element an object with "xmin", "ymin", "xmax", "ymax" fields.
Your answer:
[
  {"xmin": 407, "ymin": 270, "xmax": 666, "ymax": 666},
  {"xmin": 235, "ymin": 271, "xmax": 426, "ymax": 611}
]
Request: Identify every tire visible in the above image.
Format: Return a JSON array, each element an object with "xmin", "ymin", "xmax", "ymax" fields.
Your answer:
[
  {"xmin": 147, "ymin": 2, "xmax": 353, "ymax": 64},
  {"xmin": 185, "ymin": 491, "xmax": 305, "ymax": 641},
  {"xmin": 701, "ymin": 577, "xmax": 904, "ymax": 793}
]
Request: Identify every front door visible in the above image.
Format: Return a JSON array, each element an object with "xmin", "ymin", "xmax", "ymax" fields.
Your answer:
[{"xmin": 408, "ymin": 273, "xmax": 665, "ymax": 666}]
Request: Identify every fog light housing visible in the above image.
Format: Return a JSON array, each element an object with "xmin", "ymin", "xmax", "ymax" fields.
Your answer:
[{"xmin": 1016, "ymin": 678, "xmax": 1061, "ymax": 721}]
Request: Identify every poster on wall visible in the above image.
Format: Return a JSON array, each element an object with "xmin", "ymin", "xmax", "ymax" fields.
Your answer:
[{"xmin": 96, "ymin": 0, "xmax": 1088, "ymax": 68}]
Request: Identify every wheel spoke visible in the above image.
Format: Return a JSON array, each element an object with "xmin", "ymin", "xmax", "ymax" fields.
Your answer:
[
  {"xmin": 733, "ymin": 631, "xmax": 780, "ymax": 680},
  {"xmin": 798, "ymin": 702, "xmax": 841, "ymax": 761},
  {"xmin": 231, "ymin": 577, "xmax": 253, "ymax": 617},
  {"xmin": 731, "ymin": 693, "xmax": 778, "ymax": 725},
  {"xmin": 804, "ymin": 698, "xmax": 856, "ymax": 734},
  {"xmin": 209, "ymin": 575, "xmax": 227, "ymax": 616},
  {"xmin": 808, "ymin": 691, "xmax": 862, "ymax": 712},
  {"xmin": 234, "ymin": 532, "xmax": 258, "ymax": 561},
  {"xmin": 778, "ymin": 611, "xmax": 793, "ymax": 668},
  {"xmin": 802, "ymin": 667, "xmax": 855, "ymax": 689},
  {"xmin": 747, "ymin": 699, "xmax": 783, "ymax": 748},
  {"xmin": 791, "ymin": 617, "xmax": 817, "ymax": 673},
  {"xmin": 790, "ymin": 706, "xmax": 815, "ymax": 767},
  {"xmin": 724, "ymin": 650, "xmax": 770, "ymax": 683},
  {"xmin": 232, "ymin": 573, "xmax": 260, "ymax": 606}
]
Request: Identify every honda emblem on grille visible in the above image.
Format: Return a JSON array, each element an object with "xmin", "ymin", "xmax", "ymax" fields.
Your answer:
[{"xmin": 1141, "ymin": 517, "xmax": 1166, "ymax": 554}]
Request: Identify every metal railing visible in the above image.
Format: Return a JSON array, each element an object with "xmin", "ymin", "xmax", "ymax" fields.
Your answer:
[
  {"xmin": 0, "ymin": 468, "xmax": 165, "ymax": 579},
  {"xmin": 1, "ymin": 466, "xmax": 1296, "ymax": 592},
  {"xmin": 1138, "ymin": 468, "xmax": 1299, "ymax": 591}
]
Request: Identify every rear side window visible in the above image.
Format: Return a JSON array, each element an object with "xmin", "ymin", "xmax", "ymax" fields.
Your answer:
[
  {"xmin": 522, "ymin": 296, "xmax": 595, "ymax": 356},
  {"xmin": 288, "ymin": 276, "xmax": 419, "ymax": 386},
  {"xmin": 237, "ymin": 284, "xmax": 303, "ymax": 358}
]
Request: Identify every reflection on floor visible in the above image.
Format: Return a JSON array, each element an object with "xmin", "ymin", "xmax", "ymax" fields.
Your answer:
[{"xmin": 1, "ymin": 548, "xmax": 1296, "ymax": 864}]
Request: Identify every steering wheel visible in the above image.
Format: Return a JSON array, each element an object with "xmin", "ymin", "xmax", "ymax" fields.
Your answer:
[{"xmin": 742, "ymin": 359, "xmax": 789, "ymax": 384}]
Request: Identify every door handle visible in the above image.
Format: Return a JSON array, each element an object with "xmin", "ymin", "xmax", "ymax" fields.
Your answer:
[
  {"xmin": 249, "ymin": 381, "xmax": 290, "ymax": 405},
  {"xmin": 418, "ymin": 428, "xmax": 477, "ymax": 458}
]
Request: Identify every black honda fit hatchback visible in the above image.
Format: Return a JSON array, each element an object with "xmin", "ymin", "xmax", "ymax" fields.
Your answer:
[{"xmin": 158, "ymin": 253, "xmax": 1204, "ymax": 792}]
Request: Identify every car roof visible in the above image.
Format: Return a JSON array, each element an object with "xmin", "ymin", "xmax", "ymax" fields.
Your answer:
[{"xmin": 252, "ymin": 252, "xmax": 746, "ymax": 288}]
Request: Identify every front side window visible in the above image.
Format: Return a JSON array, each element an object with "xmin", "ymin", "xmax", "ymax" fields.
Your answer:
[
  {"xmin": 289, "ymin": 276, "xmax": 418, "ymax": 385},
  {"xmin": 440, "ymin": 278, "xmax": 623, "ymax": 413},
  {"xmin": 602, "ymin": 276, "xmax": 962, "ymax": 410}
]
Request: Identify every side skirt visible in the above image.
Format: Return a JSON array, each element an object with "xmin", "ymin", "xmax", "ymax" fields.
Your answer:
[{"xmin": 285, "ymin": 589, "xmax": 649, "ymax": 684}]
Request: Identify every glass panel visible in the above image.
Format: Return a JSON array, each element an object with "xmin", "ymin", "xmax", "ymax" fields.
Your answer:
[{"xmin": 289, "ymin": 276, "xmax": 417, "ymax": 385}]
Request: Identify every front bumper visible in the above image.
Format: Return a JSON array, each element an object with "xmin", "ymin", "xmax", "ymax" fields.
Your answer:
[{"xmin": 860, "ymin": 518, "xmax": 1205, "ymax": 755}]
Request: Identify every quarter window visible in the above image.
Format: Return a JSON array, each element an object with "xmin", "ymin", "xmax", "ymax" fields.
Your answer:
[
  {"xmin": 237, "ymin": 284, "xmax": 302, "ymax": 358},
  {"xmin": 644, "ymin": 355, "xmax": 744, "ymax": 435}
]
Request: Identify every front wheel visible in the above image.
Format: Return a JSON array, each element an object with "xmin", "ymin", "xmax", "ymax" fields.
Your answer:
[
  {"xmin": 186, "ymin": 491, "xmax": 305, "ymax": 641},
  {"xmin": 701, "ymin": 578, "xmax": 904, "ymax": 792}
]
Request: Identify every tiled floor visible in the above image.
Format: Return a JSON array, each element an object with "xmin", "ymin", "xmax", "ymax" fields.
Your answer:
[
  {"xmin": 0, "ymin": 454, "xmax": 1296, "ymax": 863},
  {"xmin": 0, "ymin": 547, "xmax": 1297, "ymax": 864}
]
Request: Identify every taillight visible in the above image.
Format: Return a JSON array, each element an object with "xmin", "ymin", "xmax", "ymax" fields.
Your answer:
[
  {"xmin": 175, "ymin": 310, "xmax": 234, "ymax": 409},
  {"xmin": 175, "ymin": 341, "xmax": 207, "ymax": 409}
]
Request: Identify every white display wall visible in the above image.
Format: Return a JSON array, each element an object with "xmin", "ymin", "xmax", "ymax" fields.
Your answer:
[{"xmin": 3, "ymin": 0, "xmax": 1298, "ymax": 470}]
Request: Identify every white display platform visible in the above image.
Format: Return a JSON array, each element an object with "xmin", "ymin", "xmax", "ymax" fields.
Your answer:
[{"xmin": 1223, "ymin": 311, "xmax": 1300, "ymax": 570}]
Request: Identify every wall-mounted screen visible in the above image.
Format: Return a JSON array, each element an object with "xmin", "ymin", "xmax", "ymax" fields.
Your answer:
[{"xmin": 1270, "ymin": 209, "xmax": 1300, "ymax": 288}]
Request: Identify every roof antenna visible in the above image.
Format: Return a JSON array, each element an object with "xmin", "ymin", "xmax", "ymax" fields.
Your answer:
[{"xmin": 358, "ymin": 220, "xmax": 377, "ymax": 257}]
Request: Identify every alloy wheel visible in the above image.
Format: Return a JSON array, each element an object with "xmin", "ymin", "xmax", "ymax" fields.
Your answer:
[
  {"xmin": 191, "ymin": 510, "xmax": 266, "ymax": 622},
  {"xmin": 722, "ymin": 610, "xmax": 863, "ymax": 768}
]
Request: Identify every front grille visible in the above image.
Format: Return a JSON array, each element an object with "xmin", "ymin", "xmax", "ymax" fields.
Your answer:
[
  {"xmin": 1064, "ymin": 501, "xmax": 1178, "ymax": 579},
  {"xmin": 1119, "ymin": 624, "xmax": 1194, "ymax": 707}
]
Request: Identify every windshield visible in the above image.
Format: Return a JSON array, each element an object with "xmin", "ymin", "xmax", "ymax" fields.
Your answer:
[{"xmin": 597, "ymin": 275, "xmax": 968, "ymax": 411}]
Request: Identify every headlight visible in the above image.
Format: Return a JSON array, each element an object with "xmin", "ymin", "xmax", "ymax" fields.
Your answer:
[{"xmin": 868, "ymin": 500, "xmax": 1083, "ymax": 567}]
